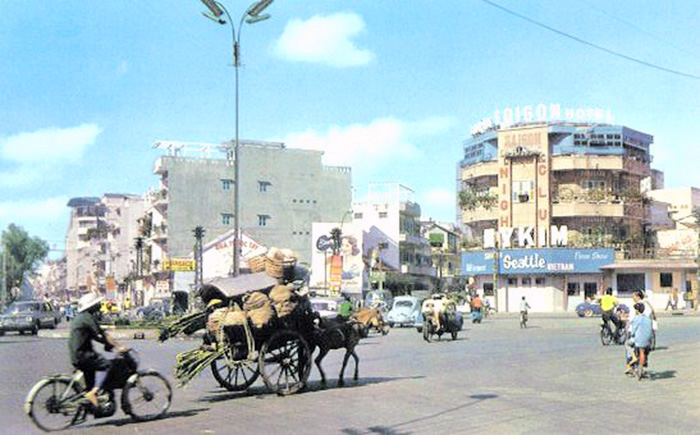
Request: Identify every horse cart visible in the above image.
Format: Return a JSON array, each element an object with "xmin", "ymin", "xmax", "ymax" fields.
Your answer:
[
  {"xmin": 420, "ymin": 295, "xmax": 464, "ymax": 342},
  {"xmin": 162, "ymin": 270, "xmax": 318, "ymax": 396}
]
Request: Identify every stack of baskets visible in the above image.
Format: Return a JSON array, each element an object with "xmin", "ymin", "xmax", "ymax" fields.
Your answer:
[
  {"xmin": 248, "ymin": 254, "xmax": 267, "ymax": 273},
  {"xmin": 264, "ymin": 247, "xmax": 297, "ymax": 279}
]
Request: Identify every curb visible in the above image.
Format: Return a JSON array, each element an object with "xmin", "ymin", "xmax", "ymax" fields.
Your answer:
[{"xmin": 38, "ymin": 328, "xmax": 206, "ymax": 340}]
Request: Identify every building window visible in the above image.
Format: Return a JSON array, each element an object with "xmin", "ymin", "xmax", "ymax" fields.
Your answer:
[
  {"xmin": 221, "ymin": 213, "xmax": 233, "ymax": 225},
  {"xmin": 535, "ymin": 277, "xmax": 545, "ymax": 285},
  {"xmin": 660, "ymin": 273, "xmax": 673, "ymax": 288},
  {"xmin": 354, "ymin": 212, "xmax": 363, "ymax": 219},
  {"xmin": 258, "ymin": 215, "xmax": 270, "ymax": 226},
  {"xmin": 512, "ymin": 181, "xmax": 534, "ymax": 202},
  {"xmin": 521, "ymin": 277, "xmax": 531, "ymax": 285},
  {"xmin": 483, "ymin": 283, "xmax": 494, "ymax": 296},
  {"xmin": 567, "ymin": 282, "xmax": 580, "ymax": 296},
  {"xmin": 584, "ymin": 282, "xmax": 597, "ymax": 298},
  {"xmin": 507, "ymin": 278, "xmax": 517, "ymax": 285},
  {"xmin": 258, "ymin": 181, "xmax": 271, "ymax": 192},
  {"xmin": 379, "ymin": 211, "xmax": 388, "ymax": 218},
  {"xmin": 586, "ymin": 180, "xmax": 605, "ymax": 190},
  {"xmin": 221, "ymin": 179, "xmax": 234, "ymax": 191}
]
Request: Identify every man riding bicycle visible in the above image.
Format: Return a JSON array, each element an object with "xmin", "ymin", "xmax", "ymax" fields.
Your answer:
[
  {"xmin": 600, "ymin": 288, "xmax": 620, "ymax": 331},
  {"xmin": 69, "ymin": 293, "xmax": 128, "ymax": 408}
]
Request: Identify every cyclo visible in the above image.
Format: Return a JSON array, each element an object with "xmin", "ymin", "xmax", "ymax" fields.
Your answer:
[
  {"xmin": 25, "ymin": 348, "xmax": 172, "ymax": 432},
  {"xmin": 420, "ymin": 294, "xmax": 463, "ymax": 342}
]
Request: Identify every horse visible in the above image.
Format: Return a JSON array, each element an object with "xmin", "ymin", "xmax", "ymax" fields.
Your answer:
[
  {"xmin": 311, "ymin": 317, "xmax": 364, "ymax": 387},
  {"xmin": 351, "ymin": 307, "xmax": 388, "ymax": 336}
]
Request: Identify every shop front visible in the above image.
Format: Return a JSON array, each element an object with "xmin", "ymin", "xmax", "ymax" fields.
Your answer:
[{"xmin": 462, "ymin": 248, "xmax": 615, "ymax": 312}]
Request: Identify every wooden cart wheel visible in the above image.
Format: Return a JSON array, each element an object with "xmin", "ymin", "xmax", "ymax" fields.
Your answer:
[
  {"xmin": 259, "ymin": 330, "xmax": 312, "ymax": 396},
  {"xmin": 210, "ymin": 355, "xmax": 259, "ymax": 391}
]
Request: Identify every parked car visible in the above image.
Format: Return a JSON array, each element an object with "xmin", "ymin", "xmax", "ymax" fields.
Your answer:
[
  {"xmin": 386, "ymin": 296, "xmax": 423, "ymax": 328},
  {"xmin": 309, "ymin": 296, "xmax": 350, "ymax": 320},
  {"xmin": 575, "ymin": 301, "xmax": 629, "ymax": 317},
  {"xmin": 0, "ymin": 300, "xmax": 61, "ymax": 335},
  {"xmin": 135, "ymin": 299, "xmax": 170, "ymax": 321},
  {"xmin": 364, "ymin": 290, "xmax": 393, "ymax": 313}
]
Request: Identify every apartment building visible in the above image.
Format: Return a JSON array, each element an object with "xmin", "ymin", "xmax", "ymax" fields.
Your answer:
[
  {"xmin": 65, "ymin": 194, "xmax": 144, "ymax": 296},
  {"xmin": 141, "ymin": 140, "xmax": 352, "ymax": 292},
  {"xmin": 458, "ymin": 121, "xmax": 697, "ymax": 312}
]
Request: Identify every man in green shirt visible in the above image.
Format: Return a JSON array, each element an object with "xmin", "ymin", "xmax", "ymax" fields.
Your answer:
[
  {"xmin": 338, "ymin": 295, "xmax": 354, "ymax": 319},
  {"xmin": 69, "ymin": 293, "xmax": 127, "ymax": 407}
]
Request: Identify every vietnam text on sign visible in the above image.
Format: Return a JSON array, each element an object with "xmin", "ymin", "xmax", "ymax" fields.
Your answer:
[
  {"xmin": 163, "ymin": 258, "xmax": 195, "ymax": 271},
  {"xmin": 461, "ymin": 248, "xmax": 614, "ymax": 275}
]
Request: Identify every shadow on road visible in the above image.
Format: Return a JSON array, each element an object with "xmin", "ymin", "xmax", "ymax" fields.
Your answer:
[
  {"xmin": 341, "ymin": 392, "xmax": 499, "ymax": 434},
  {"xmin": 648, "ymin": 370, "xmax": 676, "ymax": 381},
  {"xmin": 197, "ymin": 376, "xmax": 425, "ymax": 403},
  {"xmin": 86, "ymin": 407, "xmax": 209, "ymax": 429},
  {"xmin": 652, "ymin": 346, "xmax": 669, "ymax": 351}
]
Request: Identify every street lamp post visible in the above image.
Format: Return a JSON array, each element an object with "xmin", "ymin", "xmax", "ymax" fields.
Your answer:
[{"xmin": 200, "ymin": 0, "xmax": 273, "ymax": 277}]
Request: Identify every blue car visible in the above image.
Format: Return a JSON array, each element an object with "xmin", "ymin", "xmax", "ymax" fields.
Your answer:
[
  {"xmin": 386, "ymin": 296, "xmax": 423, "ymax": 328},
  {"xmin": 575, "ymin": 301, "xmax": 629, "ymax": 317}
]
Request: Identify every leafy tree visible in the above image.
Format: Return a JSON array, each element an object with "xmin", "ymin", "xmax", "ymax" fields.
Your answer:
[{"xmin": 1, "ymin": 224, "xmax": 49, "ymax": 302}]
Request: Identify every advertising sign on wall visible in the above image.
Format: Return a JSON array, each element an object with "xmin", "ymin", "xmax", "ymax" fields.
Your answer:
[
  {"xmin": 462, "ymin": 248, "xmax": 614, "ymax": 275},
  {"xmin": 311, "ymin": 223, "xmax": 364, "ymax": 294}
]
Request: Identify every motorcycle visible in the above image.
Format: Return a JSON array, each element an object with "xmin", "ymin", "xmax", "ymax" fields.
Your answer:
[{"xmin": 25, "ymin": 349, "xmax": 172, "ymax": 432}]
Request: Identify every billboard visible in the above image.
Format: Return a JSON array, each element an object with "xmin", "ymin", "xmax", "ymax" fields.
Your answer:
[
  {"xmin": 311, "ymin": 223, "xmax": 364, "ymax": 294},
  {"xmin": 462, "ymin": 248, "xmax": 615, "ymax": 275}
]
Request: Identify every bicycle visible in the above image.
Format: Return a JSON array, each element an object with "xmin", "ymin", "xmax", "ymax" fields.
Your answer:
[
  {"xmin": 519, "ymin": 311, "xmax": 528, "ymax": 329},
  {"xmin": 600, "ymin": 321, "xmax": 626, "ymax": 346},
  {"xmin": 25, "ymin": 349, "xmax": 172, "ymax": 432}
]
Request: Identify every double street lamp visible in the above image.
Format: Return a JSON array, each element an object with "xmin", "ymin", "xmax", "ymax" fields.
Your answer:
[{"xmin": 200, "ymin": 0, "xmax": 273, "ymax": 277}]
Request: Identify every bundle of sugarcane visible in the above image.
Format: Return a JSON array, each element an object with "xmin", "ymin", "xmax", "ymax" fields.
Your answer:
[
  {"xmin": 158, "ymin": 310, "xmax": 208, "ymax": 342},
  {"xmin": 174, "ymin": 346, "xmax": 224, "ymax": 388}
]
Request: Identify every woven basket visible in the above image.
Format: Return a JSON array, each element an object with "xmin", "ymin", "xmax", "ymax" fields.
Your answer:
[
  {"xmin": 265, "ymin": 257, "xmax": 296, "ymax": 279},
  {"xmin": 248, "ymin": 255, "xmax": 267, "ymax": 273}
]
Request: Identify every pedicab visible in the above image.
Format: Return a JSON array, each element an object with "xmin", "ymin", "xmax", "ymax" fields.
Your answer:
[{"xmin": 420, "ymin": 294, "xmax": 463, "ymax": 342}]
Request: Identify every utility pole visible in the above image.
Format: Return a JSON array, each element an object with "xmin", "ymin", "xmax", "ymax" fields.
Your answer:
[{"xmin": 193, "ymin": 227, "xmax": 205, "ymax": 306}]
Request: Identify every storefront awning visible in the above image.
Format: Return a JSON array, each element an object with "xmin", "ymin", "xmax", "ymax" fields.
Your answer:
[{"xmin": 601, "ymin": 261, "xmax": 697, "ymax": 270}]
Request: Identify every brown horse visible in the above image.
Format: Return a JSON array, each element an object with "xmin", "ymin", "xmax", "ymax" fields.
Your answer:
[{"xmin": 351, "ymin": 307, "xmax": 388, "ymax": 336}]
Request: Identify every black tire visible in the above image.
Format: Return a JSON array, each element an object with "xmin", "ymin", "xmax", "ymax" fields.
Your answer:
[
  {"xmin": 121, "ymin": 371, "xmax": 172, "ymax": 422},
  {"xmin": 211, "ymin": 355, "xmax": 259, "ymax": 392},
  {"xmin": 49, "ymin": 319, "xmax": 57, "ymax": 330},
  {"xmin": 0, "ymin": 330, "xmax": 5, "ymax": 336},
  {"xmin": 31, "ymin": 323, "xmax": 39, "ymax": 335},
  {"xmin": 451, "ymin": 331, "xmax": 458, "ymax": 340},
  {"xmin": 27, "ymin": 377, "xmax": 83, "ymax": 432},
  {"xmin": 388, "ymin": 322, "xmax": 395, "ymax": 328},
  {"xmin": 259, "ymin": 330, "xmax": 312, "ymax": 396},
  {"xmin": 600, "ymin": 326, "xmax": 613, "ymax": 346}
]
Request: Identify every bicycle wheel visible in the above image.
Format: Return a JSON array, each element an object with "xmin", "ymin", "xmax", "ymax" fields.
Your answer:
[
  {"xmin": 27, "ymin": 377, "xmax": 83, "ymax": 432},
  {"xmin": 121, "ymin": 371, "xmax": 172, "ymax": 422},
  {"xmin": 600, "ymin": 326, "xmax": 613, "ymax": 346}
]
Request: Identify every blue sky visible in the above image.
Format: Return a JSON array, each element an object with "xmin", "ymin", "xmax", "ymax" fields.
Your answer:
[{"xmin": 1, "ymin": 0, "xmax": 699, "ymax": 257}]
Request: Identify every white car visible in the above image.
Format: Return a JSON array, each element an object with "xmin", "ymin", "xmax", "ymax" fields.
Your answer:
[{"xmin": 309, "ymin": 297, "xmax": 348, "ymax": 320}]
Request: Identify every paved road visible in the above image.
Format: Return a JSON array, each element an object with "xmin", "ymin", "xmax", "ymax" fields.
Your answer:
[{"xmin": 1, "ymin": 314, "xmax": 699, "ymax": 434}]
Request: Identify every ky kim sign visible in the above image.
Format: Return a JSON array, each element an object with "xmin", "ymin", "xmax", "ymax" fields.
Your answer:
[{"xmin": 461, "ymin": 248, "xmax": 614, "ymax": 275}]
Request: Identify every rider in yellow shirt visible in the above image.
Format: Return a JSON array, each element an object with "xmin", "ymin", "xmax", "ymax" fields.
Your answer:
[{"xmin": 600, "ymin": 288, "xmax": 619, "ymax": 329}]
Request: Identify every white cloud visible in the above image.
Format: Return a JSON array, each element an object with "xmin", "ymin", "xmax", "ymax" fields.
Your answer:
[
  {"xmin": 1, "ymin": 123, "xmax": 102, "ymax": 163},
  {"xmin": 280, "ymin": 116, "xmax": 455, "ymax": 167},
  {"xmin": 422, "ymin": 188, "xmax": 455, "ymax": 207},
  {"xmin": 0, "ymin": 196, "xmax": 69, "ymax": 222},
  {"xmin": 274, "ymin": 12, "xmax": 374, "ymax": 67}
]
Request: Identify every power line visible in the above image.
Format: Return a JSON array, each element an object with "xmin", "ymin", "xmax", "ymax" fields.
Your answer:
[
  {"xmin": 581, "ymin": 1, "xmax": 700, "ymax": 60},
  {"xmin": 479, "ymin": 0, "xmax": 700, "ymax": 80}
]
